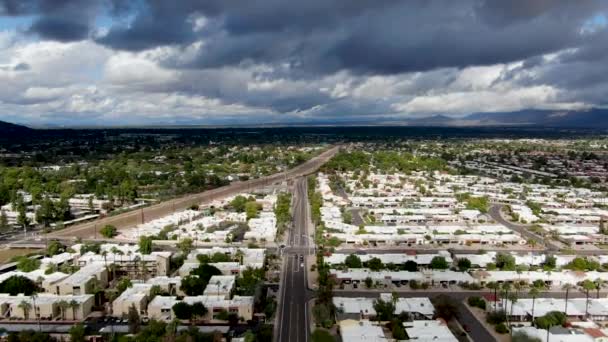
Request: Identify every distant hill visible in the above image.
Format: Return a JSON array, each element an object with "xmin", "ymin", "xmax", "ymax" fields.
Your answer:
[
  {"xmin": 0, "ymin": 120, "xmax": 33, "ymax": 138},
  {"xmin": 401, "ymin": 108, "xmax": 608, "ymax": 128}
]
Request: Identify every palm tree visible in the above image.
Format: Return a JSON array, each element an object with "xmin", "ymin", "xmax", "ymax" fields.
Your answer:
[
  {"xmin": 133, "ymin": 255, "xmax": 141, "ymax": 281},
  {"xmin": 594, "ymin": 278, "xmax": 604, "ymax": 299},
  {"xmin": 102, "ymin": 250, "xmax": 108, "ymax": 270},
  {"xmin": 31, "ymin": 293, "xmax": 41, "ymax": 331},
  {"xmin": 215, "ymin": 280, "xmax": 222, "ymax": 296},
  {"xmin": 529, "ymin": 287, "xmax": 540, "ymax": 324},
  {"xmin": 165, "ymin": 318, "xmax": 180, "ymax": 342},
  {"xmin": 57, "ymin": 300, "xmax": 69, "ymax": 320},
  {"xmin": 486, "ymin": 282, "xmax": 499, "ymax": 312},
  {"xmin": 69, "ymin": 300, "xmax": 79, "ymax": 320},
  {"xmin": 562, "ymin": 283, "xmax": 574, "ymax": 315},
  {"xmin": 18, "ymin": 300, "xmax": 32, "ymax": 320},
  {"xmin": 234, "ymin": 249, "xmax": 245, "ymax": 264},
  {"xmin": 502, "ymin": 282, "xmax": 511, "ymax": 312},
  {"xmin": 582, "ymin": 279, "xmax": 597, "ymax": 318},
  {"xmin": 508, "ymin": 293, "xmax": 518, "ymax": 339},
  {"xmin": 89, "ymin": 278, "xmax": 104, "ymax": 306}
]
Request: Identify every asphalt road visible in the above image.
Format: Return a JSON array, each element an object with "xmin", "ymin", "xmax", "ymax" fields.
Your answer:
[
  {"xmin": 43, "ymin": 146, "xmax": 339, "ymax": 240},
  {"xmin": 277, "ymin": 177, "xmax": 312, "ymax": 342},
  {"xmin": 488, "ymin": 204, "xmax": 549, "ymax": 249},
  {"xmin": 489, "ymin": 203, "xmax": 608, "ymax": 256}
]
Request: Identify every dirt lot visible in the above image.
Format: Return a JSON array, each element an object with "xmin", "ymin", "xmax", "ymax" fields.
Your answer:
[{"xmin": 0, "ymin": 248, "xmax": 42, "ymax": 263}]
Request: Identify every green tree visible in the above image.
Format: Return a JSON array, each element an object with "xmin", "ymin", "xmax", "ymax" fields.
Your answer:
[
  {"xmin": 128, "ymin": 304, "xmax": 141, "ymax": 334},
  {"xmin": 432, "ymin": 295, "xmax": 458, "ymax": 321},
  {"xmin": 496, "ymin": 253, "xmax": 516, "ymax": 271},
  {"xmin": 0, "ymin": 210, "xmax": 8, "ymax": 231},
  {"xmin": 191, "ymin": 302, "xmax": 208, "ymax": 322},
  {"xmin": 180, "ymin": 276, "xmax": 207, "ymax": 296},
  {"xmin": 391, "ymin": 320, "xmax": 408, "ymax": 340},
  {"xmin": 245, "ymin": 201, "xmax": 260, "ymax": 220},
  {"xmin": 373, "ymin": 299, "xmax": 396, "ymax": 321},
  {"xmin": 100, "ymin": 224, "xmax": 117, "ymax": 238},
  {"xmin": 69, "ymin": 323, "xmax": 86, "ymax": 342},
  {"xmin": 582, "ymin": 279, "xmax": 597, "ymax": 317},
  {"xmin": 535, "ymin": 311, "xmax": 566, "ymax": 342},
  {"xmin": 230, "ymin": 195, "xmax": 248, "ymax": 212},
  {"xmin": 236, "ymin": 267, "xmax": 265, "ymax": 296},
  {"xmin": 138, "ymin": 236, "xmax": 153, "ymax": 254},
  {"xmin": 542, "ymin": 256, "xmax": 556, "ymax": 270},
  {"xmin": 344, "ymin": 254, "xmax": 362, "ymax": 268},
  {"xmin": 404, "ymin": 260, "xmax": 418, "ymax": 272},
  {"xmin": 0, "ymin": 275, "xmax": 39, "ymax": 295},
  {"xmin": 16, "ymin": 257, "xmax": 41, "ymax": 272},
  {"xmin": 429, "ymin": 256, "xmax": 449, "ymax": 270},
  {"xmin": 46, "ymin": 241, "xmax": 65, "ymax": 256},
  {"xmin": 311, "ymin": 329, "xmax": 335, "ymax": 342},
  {"xmin": 457, "ymin": 258, "xmax": 472, "ymax": 271},
  {"xmin": 367, "ymin": 257, "xmax": 384, "ymax": 271},
  {"xmin": 177, "ymin": 238, "xmax": 194, "ymax": 256},
  {"xmin": 35, "ymin": 197, "xmax": 55, "ymax": 227},
  {"xmin": 172, "ymin": 302, "xmax": 192, "ymax": 320},
  {"xmin": 116, "ymin": 278, "xmax": 133, "ymax": 294}
]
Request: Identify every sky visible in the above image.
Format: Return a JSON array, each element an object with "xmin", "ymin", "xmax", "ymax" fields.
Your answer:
[{"xmin": 0, "ymin": 0, "xmax": 607, "ymax": 126}]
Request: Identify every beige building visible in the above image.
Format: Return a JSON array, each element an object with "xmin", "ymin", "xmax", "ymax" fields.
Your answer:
[
  {"xmin": 52, "ymin": 263, "xmax": 108, "ymax": 295},
  {"xmin": 203, "ymin": 276, "xmax": 236, "ymax": 298},
  {"xmin": 147, "ymin": 295, "xmax": 254, "ymax": 322},
  {"xmin": 146, "ymin": 276, "xmax": 183, "ymax": 296},
  {"xmin": 112, "ymin": 284, "xmax": 152, "ymax": 317},
  {"xmin": 147, "ymin": 296, "xmax": 179, "ymax": 320},
  {"xmin": 0, "ymin": 293, "xmax": 93, "ymax": 320},
  {"xmin": 183, "ymin": 295, "xmax": 254, "ymax": 321},
  {"xmin": 78, "ymin": 250, "xmax": 171, "ymax": 278}
]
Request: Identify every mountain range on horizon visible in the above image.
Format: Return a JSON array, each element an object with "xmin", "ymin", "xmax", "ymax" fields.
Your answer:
[{"xmin": 1, "ymin": 108, "xmax": 607, "ymax": 130}]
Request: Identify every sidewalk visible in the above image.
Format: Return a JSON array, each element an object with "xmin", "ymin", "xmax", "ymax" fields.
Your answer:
[
  {"xmin": 307, "ymin": 254, "xmax": 319, "ymax": 290},
  {"xmin": 462, "ymin": 302, "xmax": 509, "ymax": 342}
]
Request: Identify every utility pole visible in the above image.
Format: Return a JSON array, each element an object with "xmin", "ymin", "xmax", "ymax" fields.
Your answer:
[{"xmin": 94, "ymin": 224, "xmax": 97, "ymax": 240}]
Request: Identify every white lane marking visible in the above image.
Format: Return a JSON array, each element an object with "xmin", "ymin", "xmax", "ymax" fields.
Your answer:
[
  {"xmin": 304, "ymin": 301, "xmax": 309, "ymax": 342},
  {"xmin": 277, "ymin": 257, "xmax": 288, "ymax": 342}
]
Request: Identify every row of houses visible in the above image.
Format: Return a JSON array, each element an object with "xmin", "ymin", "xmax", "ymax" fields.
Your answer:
[
  {"xmin": 119, "ymin": 193, "xmax": 279, "ymax": 243},
  {"xmin": 112, "ymin": 275, "xmax": 254, "ymax": 321},
  {"xmin": 329, "ymin": 268, "xmax": 608, "ymax": 289}
]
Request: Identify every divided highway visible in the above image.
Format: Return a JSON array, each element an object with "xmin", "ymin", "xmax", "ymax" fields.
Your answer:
[
  {"xmin": 277, "ymin": 177, "xmax": 313, "ymax": 342},
  {"xmin": 45, "ymin": 146, "xmax": 339, "ymax": 239}
]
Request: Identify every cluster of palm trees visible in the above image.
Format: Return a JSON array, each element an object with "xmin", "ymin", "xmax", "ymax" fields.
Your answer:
[
  {"xmin": 57, "ymin": 299, "xmax": 81, "ymax": 320},
  {"xmin": 17, "ymin": 296, "xmax": 81, "ymax": 322},
  {"xmin": 485, "ymin": 278, "xmax": 606, "ymax": 336}
]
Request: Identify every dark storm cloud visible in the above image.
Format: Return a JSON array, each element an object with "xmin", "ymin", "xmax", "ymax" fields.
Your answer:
[
  {"xmin": 0, "ymin": 0, "xmax": 122, "ymax": 42},
  {"xmin": 3, "ymin": 0, "xmax": 607, "ymax": 76},
  {"xmin": 28, "ymin": 15, "xmax": 90, "ymax": 41},
  {"xmin": 97, "ymin": 0, "xmax": 608, "ymax": 76}
]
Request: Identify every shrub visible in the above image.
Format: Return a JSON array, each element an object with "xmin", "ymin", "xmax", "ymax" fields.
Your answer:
[
  {"xmin": 487, "ymin": 310, "xmax": 507, "ymax": 325},
  {"xmin": 467, "ymin": 296, "xmax": 486, "ymax": 310},
  {"xmin": 495, "ymin": 322, "xmax": 509, "ymax": 334}
]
